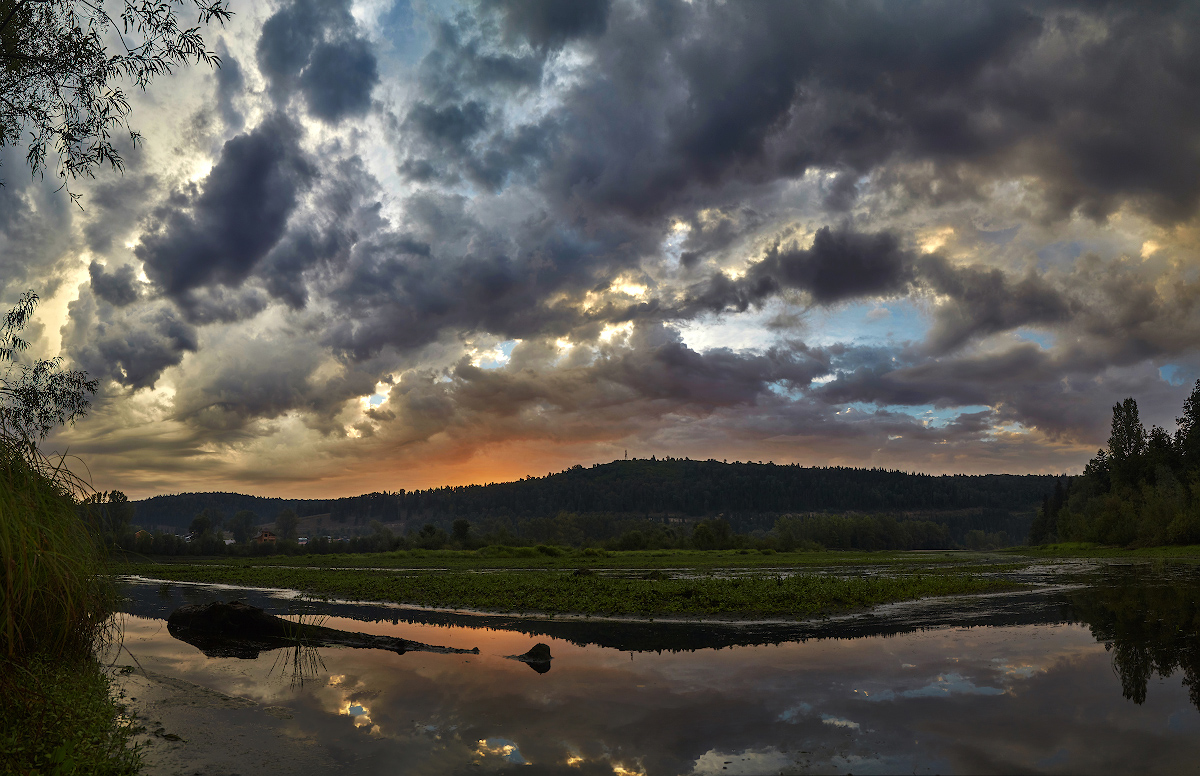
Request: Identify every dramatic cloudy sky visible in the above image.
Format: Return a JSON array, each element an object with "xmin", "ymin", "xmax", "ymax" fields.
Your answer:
[{"xmin": 5, "ymin": 0, "xmax": 1200, "ymax": 497}]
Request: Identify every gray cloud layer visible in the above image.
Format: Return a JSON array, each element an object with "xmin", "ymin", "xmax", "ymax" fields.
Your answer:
[{"xmin": 4, "ymin": 0, "xmax": 1199, "ymax": 492}]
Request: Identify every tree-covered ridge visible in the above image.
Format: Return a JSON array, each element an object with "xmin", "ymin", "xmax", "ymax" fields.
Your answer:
[
  {"xmin": 134, "ymin": 459, "xmax": 1057, "ymax": 529},
  {"xmin": 1033, "ymin": 382, "xmax": 1200, "ymax": 546}
]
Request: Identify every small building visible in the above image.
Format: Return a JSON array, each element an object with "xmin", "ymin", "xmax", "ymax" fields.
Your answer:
[
  {"xmin": 254, "ymin": 529, "xmax": 277, "ymax": 544},
  {"xmin": 297, "ymin": 537, "xmax": 309, "ymax": 546}
]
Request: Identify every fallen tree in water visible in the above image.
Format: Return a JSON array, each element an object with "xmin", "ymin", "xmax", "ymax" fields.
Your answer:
[{"xmin": 167, "ymin": 600, "xmax": 479, "ymax": 659}]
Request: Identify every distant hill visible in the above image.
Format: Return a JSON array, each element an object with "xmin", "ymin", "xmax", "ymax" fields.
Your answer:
[{"xmin": 131, "ymin": 459, "xmax": 1060, "ymax": 533}]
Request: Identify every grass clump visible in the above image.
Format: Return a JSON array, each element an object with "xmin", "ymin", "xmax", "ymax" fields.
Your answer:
[
  {"xmin": 0, "ymin": 437, "xmax": 112, "ymax": 658},
  {"xmin": 0, "ymin": 439, "xmax": 137, "ymax": 775}
]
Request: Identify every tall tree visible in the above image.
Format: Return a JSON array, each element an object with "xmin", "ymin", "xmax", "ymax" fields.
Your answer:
[
  {"xmin": 228, "ymin": 509, "xmax": 257, "ymax": 543},
  {"xmin": 1176, "ymin": 380, "xmax": 1200, "ymax": 471},
  {"xmin": 275, "ymin": 508, "xmax": 298, "ymax": 542},
  {"xmin": 1108, "ymin": 398, "xmax": 1147, "ymax": 490}
]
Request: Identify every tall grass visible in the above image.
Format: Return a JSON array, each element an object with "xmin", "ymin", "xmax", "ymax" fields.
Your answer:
[{"xmin": 0, "ymin": 436, "xmax": 112, "ymax": 658}]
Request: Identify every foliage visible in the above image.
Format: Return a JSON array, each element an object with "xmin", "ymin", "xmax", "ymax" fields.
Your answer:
[
  {"xmin": 0, "ymin": 290, "xmax": 97, "ymax": 447},
  {"xmin": 275, "ymin": 507, "xmax": 298, "ymax": 541},
  {"xmin": 1042, "ymin": 382, "xmax": 1200, "ymax": 547},
  {"xmin": 0, "ymin": 653, "xmax": 141, "ymax": 775},
  {"xmin": 773, "ymin": 513, "xmax": 955, "ymax": 551},
  {"xmin": 0, "ymin": 0, "xmax": 230, "ymax": 200},
  {"xmin": 81, "ymin": 489, "xmax": 133, "ymax": 547},
  {"xmin": 228, "ymin": 509, "xmax": 256, "ymax": 543},
  {"xmin": 130, "ymin": 461, "xmax": 1056, "ymax": 532}
]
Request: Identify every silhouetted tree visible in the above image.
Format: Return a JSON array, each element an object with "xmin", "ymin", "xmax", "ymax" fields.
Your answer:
[{"xmin": 228, "ymin": 510, "xmax": 257, "ymax": 543}]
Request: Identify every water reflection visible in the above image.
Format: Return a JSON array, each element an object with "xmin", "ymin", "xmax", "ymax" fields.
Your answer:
[
  {"xmin": 269, "ymin": 642, "xmax": 326, "ymax": 689},
  {"xmin": 1069, "ymin": 567, "xmax": 1200, "ymax": 709},
  {"xmin": 115, "ymin": 567, "xmax": 1200, "ymax": 775}
]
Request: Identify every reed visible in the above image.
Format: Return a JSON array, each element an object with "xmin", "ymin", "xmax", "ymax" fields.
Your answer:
[{"xmin": 0, "ymin": 436, "xmax": 112, "ymax": 659}]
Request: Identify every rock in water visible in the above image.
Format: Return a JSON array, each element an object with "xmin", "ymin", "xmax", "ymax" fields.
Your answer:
[
  {"xmin": 520, "ymin": 643, "xmax": 552, "ymax": 661},
  {"xmin": 507, "ymin": 642, "xmax": 553, "ymax": 673}
]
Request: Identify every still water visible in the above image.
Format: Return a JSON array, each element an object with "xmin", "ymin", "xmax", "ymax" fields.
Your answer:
[{"xmin": 115, "ymin": 563, "xmax": 1200, "ymax": 775}]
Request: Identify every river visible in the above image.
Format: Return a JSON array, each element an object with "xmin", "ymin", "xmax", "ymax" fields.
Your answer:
[{"xmin": 111, "ymin": 560, "xmax": 1200, "ymax": 775}]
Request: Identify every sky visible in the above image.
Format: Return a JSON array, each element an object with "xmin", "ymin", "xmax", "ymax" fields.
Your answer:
[{"xmin": 4, "ymin": 0, "xmax": 1200, "ymax": 498}]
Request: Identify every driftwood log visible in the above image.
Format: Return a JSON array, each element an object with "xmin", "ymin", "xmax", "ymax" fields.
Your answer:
[{"xmin": 167, "ymin": 600, "xmax": 480, "ymax": 659}]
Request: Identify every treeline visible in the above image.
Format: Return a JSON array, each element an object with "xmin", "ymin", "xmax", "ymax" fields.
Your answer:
[
  {"xmin": 133, "ymin": 459, "xmax": 1057, "ymax": 530},
  {"xmin": 1033, "ymin": 382, "xmax": 1200, "ymax": 546},
  {"xmin": 113, "ymin": 507, "xmax": 1026, "ymax": 558}
]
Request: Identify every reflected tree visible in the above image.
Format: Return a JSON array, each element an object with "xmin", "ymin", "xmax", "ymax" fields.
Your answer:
[{"xmin": 1071, "ymin": 571, "xmax": 1200, "ymax": 709}]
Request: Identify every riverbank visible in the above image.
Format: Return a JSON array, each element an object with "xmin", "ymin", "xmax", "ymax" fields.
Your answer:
[{"xmin": 123, "ymin": 546, "xmax": 1002, "ymax": 570}]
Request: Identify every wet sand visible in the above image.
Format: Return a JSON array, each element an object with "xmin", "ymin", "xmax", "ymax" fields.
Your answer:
[{"xmin": 115, "ymin": 668, "xmax": 341, "ymax": 776}]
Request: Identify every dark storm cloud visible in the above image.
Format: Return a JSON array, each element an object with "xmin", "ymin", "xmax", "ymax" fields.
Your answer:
[
  {"xmin": 170, "ymin": 341, "xmax": 378, "ymax": 435},
  {"xmin": 63, "ymin": 292, "xmax": 198, "ymax": 390},
  {"xmin": 455, "ymin": 325, "xmax": 827, "ymax": 415},
  {"xmin": 255, "ymin": 156, "xmax": 389, "ymax": 309},
  {"xmin": 88, "ymin": 262, "xmax": 141, "ymax": 307},
  {"xmin": 312, "ymin": 184, "xmax": 666, "ymax": 361},
  {"xmin": 82, "ymin": 173, "xmax": 158, "ymax": 254},
  {"xmin": 489, "ymin": 0, "xmax": 611, "ymax": 50},
  {"xmin": 679, "ymin": 225, "xmax": 1073, "ymax": 359},
  {"xmin": 214, "ymin": 38, "xmax": 245, "ymax": 132},
  {"xmin": 255, "ymin": 0, "xmax": 379, "ymax": 122},
  {"xmin": 135, "ymin": 114, "xmax": 315, "ymax": 304},
  {"xmin": 398, "ymin": 17, "xmax": 553, "ymax": 191},
  {"xmin": 917, "ymin": 256, "xmax": 1074, "ymax": 354},
  {"xmin": 404, "ymin": 1, "xmax": 1200, "ymax": 225},
  {"xmin": 811, "ymin": 339, "xmax": 1192, "ymax": 444},
  {"xmin": 299, "ymin": 38, "xmax": 379, "ymax": 122},
  {"xmin": 686, "ymin": 227, "xmax": 914, "ymax": 314},
  {"xmin": 0, "ymin": 163, "xmax": 75, "ymax": 298}
]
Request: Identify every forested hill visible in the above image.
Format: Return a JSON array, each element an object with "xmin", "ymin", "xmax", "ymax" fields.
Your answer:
[{"xmin": 132, "ymin": 459, "xmax": 1059, "ymax": 529}]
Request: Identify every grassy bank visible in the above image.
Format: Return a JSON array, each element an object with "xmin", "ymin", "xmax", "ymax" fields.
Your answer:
[
  {"xmin": 0, "ymin": 439, "xmax": 139, "ymax": 775},
  {"xmin": 123, "ymin": 562, "xmax": 1020, "ymax": 618},
  {"xmin": 1011, "ymin": 542, "xmax": 1200, "ymax": 559}
]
